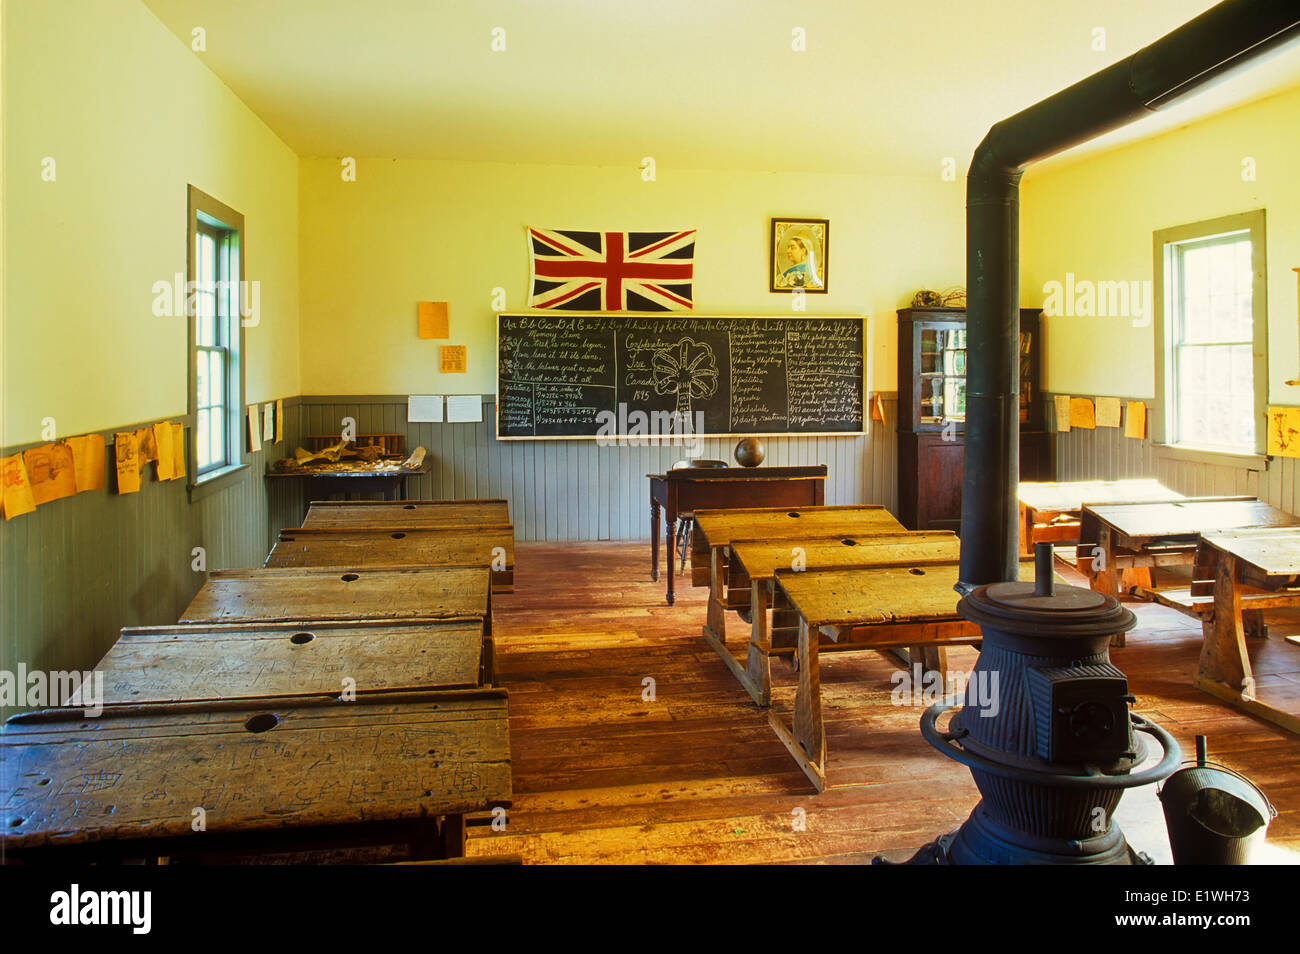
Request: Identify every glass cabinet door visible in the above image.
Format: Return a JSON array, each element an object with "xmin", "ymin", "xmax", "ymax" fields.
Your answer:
[{"xmin": 918, "ymin": 325, "xmax": 966, "ymax": 424}]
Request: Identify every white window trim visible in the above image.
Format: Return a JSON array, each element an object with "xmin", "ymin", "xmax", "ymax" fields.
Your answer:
[{"xmin": 1152, "ymin": 208, "xmax": 1268, "ymax": 462}]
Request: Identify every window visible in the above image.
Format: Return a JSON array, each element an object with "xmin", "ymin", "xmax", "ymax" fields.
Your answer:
[
  {"xmin": 187, "ymin": 186, "xmax": 246, "ymax": 487},
  {"xmin": 1154, "ymin": 210, "xmax": 1266, "ymax": 456}
]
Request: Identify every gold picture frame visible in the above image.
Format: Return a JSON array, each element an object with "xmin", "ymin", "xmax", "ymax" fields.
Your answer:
[{"xmin": 770, "ymin": 217, "xmax": 828, "ymax": 294}]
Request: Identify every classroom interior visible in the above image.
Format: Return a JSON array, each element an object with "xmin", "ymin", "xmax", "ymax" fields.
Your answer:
[{"xmin": 4, "ymin": 0, "xmax": 1300, "ymax": 866}]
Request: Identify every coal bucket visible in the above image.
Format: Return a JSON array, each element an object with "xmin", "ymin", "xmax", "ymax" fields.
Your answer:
[{"xmin": 1158, "ymin": 737, "xmax": 1275, "ymax": 865}]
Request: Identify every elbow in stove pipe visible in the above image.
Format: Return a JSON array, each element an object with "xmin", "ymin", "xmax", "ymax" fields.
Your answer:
[{"xmin": 957, "ymin": 0, "xmax": 1300, "ymax": 590}]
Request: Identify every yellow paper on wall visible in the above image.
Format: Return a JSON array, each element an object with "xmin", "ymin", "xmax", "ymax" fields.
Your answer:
[
  {"xmin": 67, "ymin": 434, "xmax": 106, "ymax": 491},
  {"xmin": 171, "ymin": 423, "xmax": 186, "ymax": 480},
  {"xmin": 1095, "ymin": 396, "xmax": 1122, "ymax": 428},
  {"xmin": 418, "ymin": 301, "xmax": 450, "ymax": 339},
  {"xmin": 440, "ymin": 345, "xmax": 467, "ymax": 373},
  {"xmin": 247, "ymin": 406, "xmax": 262, "ymax": 452},
  {"xmin": 23, "ymin": 443, "xmax": 78, "ymax": 505},
  {"xmin": 275, "ymin": 399, "xmax": 284, "ymax": 443},
  {"xmin": 154, "ymin": 421, "xmax": 175, "ymax": 481},
  {"xmin": 1267, "ymin": 406, "xmax": 1300, "ymax": 457},
  {"xmin": 114, "ymin": 432, "xmax": 141, "ymax": 494},
  {"xmin": 1124, "ymin": 401, "xmax": 1148, "ymax": 440},
  {"xmin": 136, "ymin": 426, "xmax": 159, "ymax": 465},
  {"xmin": 1, "ymin": 454, "xmax": 37, "ymax": 519},
  {"xmin": 1068, "ymin": 397, "xmax": 1096, "ymax": 429},
  {"xmin": 1054, "ymin": 394, "xmax": 1072, "ymax": 433}
]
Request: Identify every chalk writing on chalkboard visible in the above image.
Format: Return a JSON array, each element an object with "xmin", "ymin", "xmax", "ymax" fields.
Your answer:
[{"xmin": 497, "ymin": 313, "xmax": 865, "ymax": 438}]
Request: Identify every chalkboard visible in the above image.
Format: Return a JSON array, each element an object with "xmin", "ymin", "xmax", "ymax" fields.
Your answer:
[{"xmin": 496, "ymin": 313, "xmax": 864, "ymax": 438}]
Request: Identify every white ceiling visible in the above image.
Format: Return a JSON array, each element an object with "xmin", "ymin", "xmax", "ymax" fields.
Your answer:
[{"xmin": 142, "ymin": 0, "xmax": 1300, "ymax": 175}]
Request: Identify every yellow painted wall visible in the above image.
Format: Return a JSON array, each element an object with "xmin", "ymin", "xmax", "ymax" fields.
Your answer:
[
  {"xmin": 2, "ymin": 0, "xmax": 300, "ymax": 448},
  {"xmin": 1021, "ymin": 83, "xmax": 1300, "ymax": 404},
  {"xmin": 298, "ymin": 158, "xmax": 966, "ymax": 396}
]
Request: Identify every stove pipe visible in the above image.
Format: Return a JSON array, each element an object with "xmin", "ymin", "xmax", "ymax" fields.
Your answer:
[{"xmin": 959, "ymin": 0, "xmax": 1300, "ymax": 588}]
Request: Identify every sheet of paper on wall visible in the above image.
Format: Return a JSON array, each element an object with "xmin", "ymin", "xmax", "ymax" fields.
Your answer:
[
  {"xmin": 1068, "ymin": 397, "xmax": 1096, "ymax": 430},
  {"xmin": 154, "ymin": 421, "xmax": 175, "ymax": 481},
  {"xmin": 275, "ymin": 399, "xmax": 284, "ymax": 443},
  {"xmin": 67, "ymin": 434, "xmax": 106, "ymax": 491},
  {"xmin": 136, "ymin": 426, "xmax": 159, "ymax": 464},
  {"xmin": 408, "ymin": 394, "xmax": 445, "ymax": 423},
  {"xmin": 1267, "ymin": 406, "xmax": 1300, "ymax": 457},
  {"xmin": 1, "ymin": 454, "xmax": 37, "ymax": 519},
  {"xmin": 114, "ymin": 432, "xmax": 141, "ymax": 494},
  {"xmin": 247, "ymin": 405, "xmax": 262, "ymax": 452},
  {"xmin": 446, "ymin": 395, "xmax": 483, "ymax": 423},
  {"xmin": 1054, "ymin": 394, "xmax": 1072, "ymax": 433},
  {"xmin": 262, "ymin": 403, "xmax": 274, "ymax": 442},
  {"xmin": 418, "ymin": 301, "xmax": 450, "ymax": 339},
  {"xmin": 870, "ymin": 393, "xmax": 886, "ymax": 426},
  {"xmin": 440, "ymin": 345, "xmax": 467, "ymax": 374},
  {"xmin": 23, "ymin": 442, "xmax": 78, "ymax": 505},
  {"xmin": 171, "ymin": 422, "xmax": 186, "ymax": 480},
  {"xmin": 1095, "ymin": 396, "xmax": 1122, "ymax": 428},
  {"xmin": 1124, "ymin": 401, "xmax": 1148, "ymax": 440}
]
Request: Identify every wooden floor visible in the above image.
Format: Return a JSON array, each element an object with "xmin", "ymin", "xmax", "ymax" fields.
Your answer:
[{"xmin": 468, "ymin": 541, "xmax": 1300, "ymax": 864}]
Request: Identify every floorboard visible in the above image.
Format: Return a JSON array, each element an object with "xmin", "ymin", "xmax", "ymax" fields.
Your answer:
[{"xmin": 467, "ymin": 541, "xmax": 1300, "ymax": 864}]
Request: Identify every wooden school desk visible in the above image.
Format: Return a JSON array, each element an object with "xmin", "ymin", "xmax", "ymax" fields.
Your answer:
[
  {"xmin": 180, "ymin": 565, "xmax": 492, "ymax": 632},
  {"xmin": 647, "ymin": 466, "xmax": 827, "ymax": 605},
  {"xmin": 301, "ymin": 498, "xmax": 512, "ymax": 529},
  {"xmin": 691, "ymin": 505, "xmax": 905, "ymax": 645},
  {"xmin": 771, "ymin": 559, "xmax": 1041, "ymax": 792},
  {"xmin": 266, "ymin": 525, "xmax": 516, "ymax": 593},
  {"xmin": 1076, "ymin": 496, "xmax": 1300, "ymax": 598},
  {"xmin": 723, "ymin": 531, "xmax": 959, "ymax": 705},
  {"xmin": 1018, "ymin": 478, "xmax": 1184, "ymax": 556},
  {"xmin": 81, "ymin": 617, "xmax": 492, "ymax": 705},
  {"xmin": 0, "ymin": 690, "xmax": 511, "ymax": 863},
  {"xmin": 1191, "ymin": 527, "xmax": 1300, "ymax": 736}
]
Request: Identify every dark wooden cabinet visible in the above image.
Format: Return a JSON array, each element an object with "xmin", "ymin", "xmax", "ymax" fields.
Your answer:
[{"xmin": 897, "ymin": 307, "xmax": 1051, "ymax": 531}]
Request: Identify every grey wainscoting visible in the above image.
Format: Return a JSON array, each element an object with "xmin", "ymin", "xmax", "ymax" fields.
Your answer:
[
  {"xmin": 295, "ymin": 395, "xmax": 899, "ymax": 542},
  {"xmin": 0, "ymin": 401, "xmax": 303, "ymax": 705}
]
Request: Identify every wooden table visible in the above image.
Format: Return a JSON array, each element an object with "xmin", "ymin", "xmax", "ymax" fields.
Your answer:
[
  {"xmin": 1077, "ymin": 495, "xmax": 1300, "ymax": 598},
  {"xmin": 302, "ymin": 498, "xmax": 511, "ymax": 529},
  {"xmin": 267, "ymin": 457, "xmax": 435, "ymax": 519},
  {"xmin": 77, "ymin": 618, "xmax": 492, "ymax": 706},
  {"xmin": 181, "ymin": 566, "xmax": 492, "ymax": 633},
  {"xmin": 691, "ymin": 505, "xmax": 906, "ymax": 645},
  {"xmin": 1018, "ymin": 478, "xmax": 1184, "ymax": 556},
  {"xmin": 267, "ymin": 525, "xmax": 516, "ymax": 593},
  {"xmin": 772, "ymin": 559, "xmax": 1039, "ymax": 791},
  {"xmin": 724, "ymin": 531, "xmax": 960, "ymax": 705},
  {"xmin": 647, "ymin": 466, "xmax": 827, "ymax": 605},
  {"xmin": 0, "ymin": 690, "xmax": 511, "ymax": 862},
  {"xmin": 1191, "ymin": 527, "xmax": 1300, "ymax": 736}
]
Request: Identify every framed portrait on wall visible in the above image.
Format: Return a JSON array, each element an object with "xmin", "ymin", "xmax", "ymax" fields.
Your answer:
[{"xmin": 770, "ymin": 217, "xmax": 829, "ymax": 294}]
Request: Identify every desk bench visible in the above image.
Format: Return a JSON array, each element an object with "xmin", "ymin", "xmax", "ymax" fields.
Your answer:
[
  {"xmin": 266, "ymin": 525, "xmax": 515, "ymax": 593},
  {"xmin": 181, "ymin": 565, "xmax": 492, "ymax": 634},
  {"xmin": 772, "ymin": 558, "xmax": 1039, "ymax": 791},
  {"xmin": 0, "ymin": 689, "xmax": 511, "ymax": 863},
  {"xmin": 302, "ymin": 498, "xmax": 511, "ymax": 530},
  {"xmin": 691, "ymin": 505, "xmax": 905, "ymax": 646},
  {"xmin": 79, "ymin": 617, "xmax": 492, "ymax": 705}
]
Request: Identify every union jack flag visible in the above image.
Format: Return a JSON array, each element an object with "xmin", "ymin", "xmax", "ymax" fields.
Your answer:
[{"xmin": 527, "ymin": 227, "xmax": 696, "ymax": 312}]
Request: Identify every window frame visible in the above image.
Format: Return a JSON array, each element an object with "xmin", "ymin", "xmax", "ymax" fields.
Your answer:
[
  {"xmin": 186, "ymin": 185, "xmax": 248, "ymax": 498},
  {"xmin": 1152, "ymin": 209, "xmax": 1267, "ymax": 461}
]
